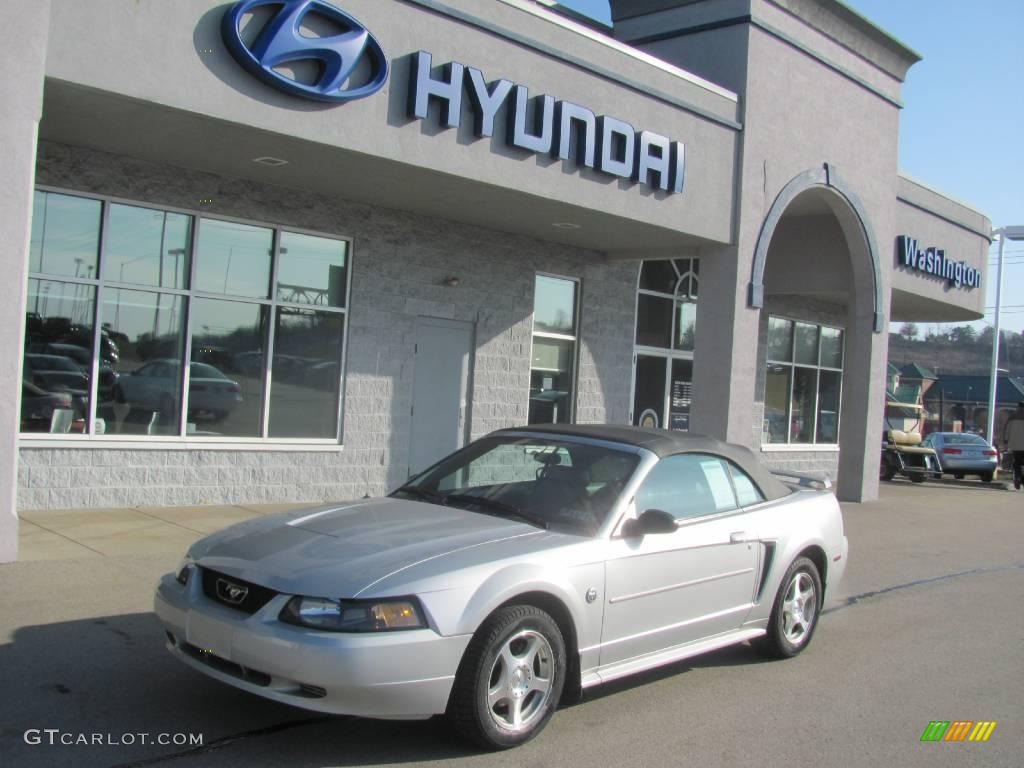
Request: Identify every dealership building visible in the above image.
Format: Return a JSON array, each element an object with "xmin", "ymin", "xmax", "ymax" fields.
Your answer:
[{"xmin": 1, "ymin": 0, "xmax": 991, "ymax": 561}]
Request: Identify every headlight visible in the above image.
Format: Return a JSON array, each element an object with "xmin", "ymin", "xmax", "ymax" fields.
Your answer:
[
  {"xmin": 174, "ymin": 556, "xmax": 194, "ymax": 586},
  {"xmin": 279, "ymin": 596, "xmax": 426, "ymax": 632}
]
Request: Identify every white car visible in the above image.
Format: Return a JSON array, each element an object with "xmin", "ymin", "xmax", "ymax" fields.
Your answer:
[{"xmin": 155, "ymin": 425, "xmax": 848, "ymax": 749}]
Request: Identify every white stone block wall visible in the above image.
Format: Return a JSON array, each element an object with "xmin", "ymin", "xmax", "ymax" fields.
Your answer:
[{"xmin": 17, "ymin": 142, "xmax": 636, "ymax": 510}]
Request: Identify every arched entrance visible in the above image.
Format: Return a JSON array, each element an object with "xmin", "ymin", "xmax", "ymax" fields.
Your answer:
[{"xmin": 749, "ymin": 164, "xmax": 887, "ymax": 501}]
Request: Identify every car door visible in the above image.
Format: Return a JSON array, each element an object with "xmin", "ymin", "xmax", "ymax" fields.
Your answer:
[{"xmin": 599, "ymin": 454, "xmax": 760, "ymax": 668}]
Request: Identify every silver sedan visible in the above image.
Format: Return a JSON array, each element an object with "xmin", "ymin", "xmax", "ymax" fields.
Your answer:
[
  {"xmin": 921, "ymin": 431, "xmax": 999, "ymax": 481},
  {"xmin": 155, "ymin": 425, "xmax": 848, "ymax": 749}
]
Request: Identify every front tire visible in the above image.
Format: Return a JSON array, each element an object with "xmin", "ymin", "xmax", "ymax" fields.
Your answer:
[
  {"xmin": 756, "ymin": 557, "xmax": 822, "ymax": 659},
  {"xmin": 449, "ymin": 605, "xmax": 566, "ymax": 750}
]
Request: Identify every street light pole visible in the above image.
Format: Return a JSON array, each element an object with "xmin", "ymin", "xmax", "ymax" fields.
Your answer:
[{"xmin": 986, "ymin": 225, "xmax": 1024, "ymax": 443}]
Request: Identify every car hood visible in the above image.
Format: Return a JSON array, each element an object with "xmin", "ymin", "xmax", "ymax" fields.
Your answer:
[{"xmin": 189, "ymin": 497, "xmax": 544, "ymax": 598}]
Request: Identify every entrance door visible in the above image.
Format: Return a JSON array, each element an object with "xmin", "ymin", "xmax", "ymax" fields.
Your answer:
[
  {"xmin": 632, "ymin": 355, "xmax": 693, "ymax": 431},
  {"xmin": 409, "ymin": 317, "xmax": 473, "ymax": 476}
]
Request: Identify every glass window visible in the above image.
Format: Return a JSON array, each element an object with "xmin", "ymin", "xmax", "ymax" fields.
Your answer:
[
  {"xmin": 100, "ymin": 289, "xmax": 185, "ymax": 436},
  {"xmin": 29, "ymin": 191, "xmax": 101, "ymax": 278},
  {"xmin": 277, "ymin": 231, "xmax": 348, "ymax": 308},
  {"xmin": 791, "ymin": 368, "xmax": 817, "ymax": 443},
  {"xmin": 532, "ymin": 275, "xmax": 577, "ymax": 334},
  {"xmin": 794, "ymin": 323, "xmax": 819, "ymax": 366},
  {"xmin": 764, "ymin": 364, "xmax": 791, "ymax": 444},
  {"xmin": 191, "ymin": 299, "xmax": 267, "ymax": 437},
  {"xmin": 529, "ymin": 276, "xmax": 578, "ymax": 425},
  {"xmin": 638, "ymin": 260, "xmax": 677, "ymax": 293},
  {"xmin": 729, "ymin": 463, "xmax": 765, "ymax": 507},
  {"xmin": 194, "ymin": 219, "xmax": 273, "ymax": 298},
  {"xmin": 817, "ymin": 370, "xmax": 841, "ymax": 444},
  {"xmin": 767, "ymin": 317, "xmax": 793, "ymax": 362},
  {"xmin": 635, "ymin": 454, "xmax": 734, "ymax": 521},
  {"xmin": 23, "ymin": 279, "xmax": 97, "ymax": 433},
  {"xmin": 105, "ymin": 204, "xmax": 191, "ymax": 289},
  {"xmin": 636, "ymin": 294, "xmax": 673, "ymax": 348},
  {"xmin": 22, "ymin": 191, "xmax": 351, "ymax": 442},
  {"xmin": 633, "ymin": 355, "xmax": 666, "ymax": 428},
  {"xmin": 675, "ymin": 301, "xmax": 697, "ymax": 351},
  {"xmin": 763, "ymin": 316, "xmax": 844, "ymax": 445},
  {"xmin": 820, "ymin": 327, "xmax": 843, "ymax": 369},
  {"xmin": 268, "ymin": 308, "xmax": 345, "ymax": 438}
]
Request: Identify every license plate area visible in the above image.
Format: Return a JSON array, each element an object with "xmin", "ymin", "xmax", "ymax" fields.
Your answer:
[{"xmin": 187, "ymin": 611, "xmax": 234, "ymax": 661}]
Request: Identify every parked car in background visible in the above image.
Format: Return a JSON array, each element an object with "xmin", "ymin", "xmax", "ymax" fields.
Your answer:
[
  {"xmin": 20, "ymin": 380, "xmax": 74, "ymax": 431},
  {"xmin": 115, "ymin": 360, "xmax": 242, "ymax": 422},
  {"xmin": 921, "ymin": 431, "xmax": 999, "ymax": 482},
  {"xmin": 156, "ymin": 425, "xmax": 847, "ymax": 749},
  {"xmin": 22, "ymin": 354, "xmax": 88, "ymax": 416},
  {"xmin": 27, "ymin": 342, "xmax": 119, "ymax": 399}
]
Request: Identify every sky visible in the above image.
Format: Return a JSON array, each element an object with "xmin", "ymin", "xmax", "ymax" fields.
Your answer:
[{"xmin": 555, "ymin": 0, "xmax": 1024, "ymax": 334}]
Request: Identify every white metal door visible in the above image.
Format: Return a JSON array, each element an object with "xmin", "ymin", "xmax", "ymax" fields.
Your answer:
[{"xmin": 409, "ymin": 317, "xmax": 473, "ymax": 477}]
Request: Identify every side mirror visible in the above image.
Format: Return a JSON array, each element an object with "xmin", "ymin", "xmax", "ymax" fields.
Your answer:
[{"xmin": 621, "ymin": 508, "xmax": 677, "ymax": 538}]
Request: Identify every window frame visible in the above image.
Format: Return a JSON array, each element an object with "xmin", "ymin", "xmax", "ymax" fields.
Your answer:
[
  {"xmin": 630, "ymin": 258, "xmax": 699, "ymax": 429},
  {"xmin": 20, "ymin": 186, "xmax": 353, "ymax": 449},
  {"xmin": 762, "ymin": 315, "xmax": 845, "ymax": 448},
  {"xmin": 527, "ymin": 272, "xmax": 581, "ymax": 426}
]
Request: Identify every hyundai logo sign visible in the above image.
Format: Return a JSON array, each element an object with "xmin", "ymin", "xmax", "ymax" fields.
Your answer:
[{"xmin": 222, "ymin": 0, "xmax": 388, "ymax": 103}]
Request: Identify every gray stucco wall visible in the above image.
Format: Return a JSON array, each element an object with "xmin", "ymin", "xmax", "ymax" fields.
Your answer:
[
  {"xmin": 1, "ymin": 0, "xmax": 51, "ymax": 561},
  {"xmin": 18, "ymin": 142, "xmax": 636, "ymax": 511}
]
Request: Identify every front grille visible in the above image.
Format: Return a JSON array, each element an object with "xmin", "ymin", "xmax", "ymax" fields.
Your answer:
[
  {"xmin": 200, "ymin": 568, "xmax": 277, "ymax": 614},
  {"xmin": 181, "ymin": 642, "xmax": 271, "ymax": 686}
]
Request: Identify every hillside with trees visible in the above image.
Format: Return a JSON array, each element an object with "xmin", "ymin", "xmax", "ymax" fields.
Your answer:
[{"xmin": 887, "ymin": 323, "xmax": 1024, "ymax": 378}]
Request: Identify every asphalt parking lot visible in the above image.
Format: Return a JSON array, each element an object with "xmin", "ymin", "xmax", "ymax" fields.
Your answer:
[{"xmin": 2, "ymin": 479, "xmax": 1021, "ymax": 768}]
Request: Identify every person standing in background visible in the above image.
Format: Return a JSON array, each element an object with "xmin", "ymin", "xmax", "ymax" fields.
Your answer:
[{"xmin": 1002, "ymin": 401, "xmax": 1024, "ymax": 490}]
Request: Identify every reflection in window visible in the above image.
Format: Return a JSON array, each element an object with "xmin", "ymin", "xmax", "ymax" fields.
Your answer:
[
  {"xmin": 529, "ymin": 275, "xmax": 578, "ymax": 424},
  {"xmin": 277, "ymin": 231, "xmax": 348, "ymax": 307},
  {"xmin": 22, "ymin": 190, "xmax": 351, "ymax": 441},
  {"xmin": 633, "ymin": 355, "xmax": 666, "ymax": 429},
  {"xmin": 532, "ymin": 275, "xmax": 577, "ymax": 334},
  {"xmin": 191, "ymin": 299, "xmax": 267, "ymax": 437},
  {"xmin": 29, "ymin": 191, "xmax": 101, "ymax": 279},
  {"xmin": 22, "ymin": 280, "xmax": 97, "ymax": 433},
  {"xmin": 194, "ymin": 219, "xmax": 273, "ymax": 298},
  {"xmin": 100, "ymin": 289, "xmax": 185, "ymax": 436},
  {"xmin": 269, "ymin": 309, "xmax": 345, "ymax": 438},
  {"xmin": 764, "ymin": 316, "xmax": 843, "ymax": 445},
  {"xmin": 106, "ymin": 204, "xmax": 192, "ymax": 290}
]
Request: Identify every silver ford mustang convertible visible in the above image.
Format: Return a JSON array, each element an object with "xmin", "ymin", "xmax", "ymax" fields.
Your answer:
[{"xmin": 155, "ymin": 425, "xmax": 848, "ymax": 749}]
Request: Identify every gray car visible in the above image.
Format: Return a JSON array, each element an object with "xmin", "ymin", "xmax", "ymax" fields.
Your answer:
[
  {"xmin": 921, "ymin": 431, "xmax": 999, "ymax": 481},
  {"xmin": 155, "ymin": 425, "xmax": 848, "ymax": 749}
]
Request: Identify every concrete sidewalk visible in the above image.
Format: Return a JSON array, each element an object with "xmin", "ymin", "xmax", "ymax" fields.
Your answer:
[
  {"xmin": 15, "ymin": 476, "xmax": 1018, "ymax": 562},
  {"xmin": 17, "ymin": 502, "xmax": 323, "ymax": 561}
]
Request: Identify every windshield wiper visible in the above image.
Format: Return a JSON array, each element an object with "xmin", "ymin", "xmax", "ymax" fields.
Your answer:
[
  {"xmin": 393, "ymin": 485, "xmax": 446, "ymax": 505},
  {"xmin": 440, "ymin": 493, "xmax": 549, "ymax": 530}
]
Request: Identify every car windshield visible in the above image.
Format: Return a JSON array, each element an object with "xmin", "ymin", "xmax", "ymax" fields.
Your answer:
[
  {"xmin": 392, "ymin": 435, "xmax": 641, "ymax": 535},
  {"xmin": 942, "ymin": 433, "xmax": 987, "ymax": 446}
]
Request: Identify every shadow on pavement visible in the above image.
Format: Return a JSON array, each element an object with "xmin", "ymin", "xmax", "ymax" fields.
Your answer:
[{"xmin": 1, "ymin": 612, "xmax": 479, "ymax": 768}]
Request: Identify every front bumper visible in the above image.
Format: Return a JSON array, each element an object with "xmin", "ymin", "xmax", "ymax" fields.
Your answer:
[{"xmin": 154, "ymin": 573, "xmax": 471, "ymax": 719}]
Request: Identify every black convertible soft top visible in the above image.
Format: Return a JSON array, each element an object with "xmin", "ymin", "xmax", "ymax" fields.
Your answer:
[{"xmin": 495, "ymin": 424, "xmax": 792, "ymax": 502}]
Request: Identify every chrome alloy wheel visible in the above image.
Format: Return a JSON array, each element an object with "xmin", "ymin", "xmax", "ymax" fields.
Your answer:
[
  {"xmin": 486, "ymin": 629, "xmax": 554, "ymax": 732},
  {"xmin": 781, "ymin": 571, "xmax": 817, "ymax": 646}
]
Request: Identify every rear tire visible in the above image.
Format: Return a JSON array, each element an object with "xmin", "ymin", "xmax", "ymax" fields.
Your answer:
[
  {"xmin": 979, "ymin": 472, "xmax": 993, "ymax": 483},
  {"xmin": 755, "ymin": 557, "xmax": 822, "ymax": 659},
  {"xmin": 448, "ymin": 605, "xmax": 566, "ymax": 750},
  {"xmin": 954, "ymin": 473, "xmax": 965, "ymax": 480},
  {"xmin": 909, "ymin": 472, "xmax": 926, "ymax": 484}
]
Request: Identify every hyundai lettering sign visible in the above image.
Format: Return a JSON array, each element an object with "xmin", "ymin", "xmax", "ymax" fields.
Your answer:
[{"xmin": 220, "ymin": 0, "xmax": 687, "ymax": 195}]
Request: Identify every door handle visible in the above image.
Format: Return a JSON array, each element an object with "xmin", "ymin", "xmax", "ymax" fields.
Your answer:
[{"xmin": 730, "ymin": 531, "xmax": 750, "ymax": 544}]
